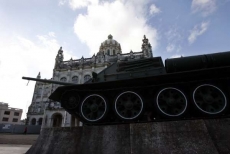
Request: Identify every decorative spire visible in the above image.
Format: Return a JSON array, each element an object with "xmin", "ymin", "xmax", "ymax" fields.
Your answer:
[
  {"xmin": 55, "ymin": 47, "xmax": 64, "ymax": 69},
  {"xmin": 80, "ymin": 56, "xmax": 84, "ymax": 65},
  {"xmin": 37, "ymin": 72, "xmax": 41, "ymax": 79},
  {"xmin": 56, "ymin": 47, "xmax": 64, "ymax": 61},
  {"xmin": 142, "ymin": 35, "xmax": 149, "ymax": 44},
  {"xmin": 141, "ymin": 35, "xmax": 152, "ymax": 58}
]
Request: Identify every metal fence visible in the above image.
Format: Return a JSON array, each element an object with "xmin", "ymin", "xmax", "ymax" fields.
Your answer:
[{"xmin": 0, "ymin": 123, "xmax": 41, "ymax": 134}]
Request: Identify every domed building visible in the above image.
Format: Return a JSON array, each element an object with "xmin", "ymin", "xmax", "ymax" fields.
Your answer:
[
  {"xmin": 26, "ymin": 35, "xmax": 153, "ymax": 128},
  {"xmin": 98, "ymin": 34, "xmax": 122, "ymax": 56}
]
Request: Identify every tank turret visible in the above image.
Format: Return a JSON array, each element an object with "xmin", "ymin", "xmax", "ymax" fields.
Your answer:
[{"xmin": 23, "ymin": 51, "xmax": 230, "ymax": 125}]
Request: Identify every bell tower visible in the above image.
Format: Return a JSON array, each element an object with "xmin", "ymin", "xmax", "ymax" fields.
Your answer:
[{"xmin": 55, "ymin": 47, "xmax": 64, "ymax": 69}]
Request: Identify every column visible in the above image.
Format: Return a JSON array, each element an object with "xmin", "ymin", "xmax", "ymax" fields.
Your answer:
[{"xmin": 71, "ymin": 115, "xmax": 75, "ymax": 127}]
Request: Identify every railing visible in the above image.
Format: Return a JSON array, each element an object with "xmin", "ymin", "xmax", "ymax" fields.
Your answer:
[{"xmin": 56, "ymin": 51, "xmax": 145, "ymax": 70}]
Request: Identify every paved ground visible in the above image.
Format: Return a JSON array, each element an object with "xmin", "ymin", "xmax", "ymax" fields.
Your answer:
[
  {"xmin": 0, "ymin": 134, "xmax": 39, "ymax": 154},
  {"xmin": 0, "ymin": 134, "xmax": 38, "ymax": 145},
  {"xmin": 0, "ymin": 144, "xmax": 32, "ymax": 154}
]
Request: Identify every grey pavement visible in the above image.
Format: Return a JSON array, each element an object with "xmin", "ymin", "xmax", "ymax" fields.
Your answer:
[{"xmin": 0, "ymin": 144, "xmax": 31, "ymax": 154}]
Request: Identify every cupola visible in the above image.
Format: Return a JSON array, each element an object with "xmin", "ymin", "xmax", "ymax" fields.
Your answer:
[{"xmin": 98, "ymin": 34, "xmax": 122, "ymax": 56}]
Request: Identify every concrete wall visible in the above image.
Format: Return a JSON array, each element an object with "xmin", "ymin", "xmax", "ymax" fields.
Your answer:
[{"xmin": 27, "ymin": 118, "xmax": 230, "ymax": 154}]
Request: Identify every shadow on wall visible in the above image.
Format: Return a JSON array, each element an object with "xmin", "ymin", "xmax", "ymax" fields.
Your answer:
[{"xmin": 0, "ymin": 124, "xmax": 41, "ymax": 134}]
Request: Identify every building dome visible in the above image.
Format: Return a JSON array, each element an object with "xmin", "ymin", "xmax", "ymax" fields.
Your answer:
[{"xmin": 98, "ymin": 34, "xmax": 122, "ymax": 56}]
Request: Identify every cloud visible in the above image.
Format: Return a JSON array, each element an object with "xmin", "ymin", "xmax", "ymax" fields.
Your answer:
[
  {"xmin": 149, "ymin": 4, "xmax": 161, "ymax": 15},
  {"xmin": 170, "ymin": 54, "xmax": 184, "ymax": 58},
  {"xmin": 69, "ymin": 0, "xmax": 98, "ymax": 9},
  {"xmin": 0, "ymin": 33, "xmax": 73, "ymax": 119},
  {"xmin": 48, "ymin": 32, "xmax": 56, "ymax": 37},
  {"xmin": 59, "ymin": 0, "xmax": 67, "ymax": 6},
  {"xmin": 165, "ymin": 27, "xmax": 182, "ymax": 42},
  {"xmin": 73, "ymin": 0, "xmax": 158, "ymax": 55},
  {"xmin": 166, "ymin": 44, "xmax": 175, "ymax": 52},
  {"xmin": 165, "ymin": 27, "xmax": 182, "ymax": 52},
  {"xmin": 188, "ymin": 21, "xmax": 209, "ymax": 44},
  {"xmin": 191, "ymin": 0, "xmax": 216, "ymax": 17}
]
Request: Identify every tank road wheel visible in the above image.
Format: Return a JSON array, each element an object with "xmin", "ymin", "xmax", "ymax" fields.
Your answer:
[
  {"xmin": 80, "ymin": 94, "xmax": 107, "ymax": 122},
  {"xmin": 61, "ymin": 90, "xmax": 80, "ymax": 110},
  {"xmin": 193, "ymin": 84, "xmax": 227, "ymax": 115},
  {"xmin": 115, "ymin": 91, "xmax": 144, "ymax": 120},
  {"xmin": 156, "ymin": 87, "xmax": 187, "ymax": 117}
]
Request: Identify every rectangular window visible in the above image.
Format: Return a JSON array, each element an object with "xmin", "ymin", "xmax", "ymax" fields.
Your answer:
[
  {"xmin": 12, "ymin": 118, "xmax": 18, "ymax": 122},
  {"xmin": 2, "ymin": 117, "xmax": 9, "ymax": 121},
  {"xmin": 4, "ymin": 111, "xmax": 10, "ymax": 115},
  {"xmin": 14, "ymin": 112, "xmax": 20, "ymax": 116}
]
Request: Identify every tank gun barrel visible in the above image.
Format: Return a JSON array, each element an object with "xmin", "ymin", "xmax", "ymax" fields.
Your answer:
[{"xmin": 22, "ymin": 77, "xmax": 77, "ymax": 86}]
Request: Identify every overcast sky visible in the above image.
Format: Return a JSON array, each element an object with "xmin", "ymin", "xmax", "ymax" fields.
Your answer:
[{"xmin": 0, "ymin": 0, "xmax": 230, "ymax": 119}]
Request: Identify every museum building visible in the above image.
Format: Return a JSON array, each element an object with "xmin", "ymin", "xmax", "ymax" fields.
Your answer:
[{"xmin": 26, "ymin": 34, "xmax": 153, "ymax": 128}]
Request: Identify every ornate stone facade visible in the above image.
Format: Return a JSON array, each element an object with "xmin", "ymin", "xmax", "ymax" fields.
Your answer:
[{"xmin": 26, "ymin": 35, "xmax": 152, "ymax": 127}]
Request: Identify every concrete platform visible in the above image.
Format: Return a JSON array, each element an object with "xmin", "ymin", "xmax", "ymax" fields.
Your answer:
[{"xmin": 27, "ymin": 118, "xmax": 230, "ymax": 154}]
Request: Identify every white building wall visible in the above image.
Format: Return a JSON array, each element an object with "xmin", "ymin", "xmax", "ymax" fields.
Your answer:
[{"xmin": 0, "ymin": 102, "xmax": 23, "ymax": 125}]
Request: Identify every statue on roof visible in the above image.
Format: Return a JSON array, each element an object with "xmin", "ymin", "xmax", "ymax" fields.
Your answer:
[{"xmin": 58, "ymin": 47, "xmax": 63, "ymax": 54}]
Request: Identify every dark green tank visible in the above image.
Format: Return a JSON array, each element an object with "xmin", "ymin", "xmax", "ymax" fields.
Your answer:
[{"xmin": 23, "ymin": 51, "xmax": 230, "ymax": 125}]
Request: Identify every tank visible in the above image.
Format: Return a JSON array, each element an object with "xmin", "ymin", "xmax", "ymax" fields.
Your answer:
[{"xmin": 22, "ymin": 51, "xmax": 230, "ymax": 125}]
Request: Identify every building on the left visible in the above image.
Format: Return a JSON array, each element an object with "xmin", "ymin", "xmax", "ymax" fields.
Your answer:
[{"xmin": 0, "ymin": 102, "xmax": 23, "ymax": 125}]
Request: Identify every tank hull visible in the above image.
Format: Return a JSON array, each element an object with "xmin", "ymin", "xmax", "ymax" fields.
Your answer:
[
  {"xmin": 49, "ymin": 65, "xmax": 230, "ymax": 125},
  {"xmin": 22, "ymin": 51, "xmax": 230, "ymax": 125}
]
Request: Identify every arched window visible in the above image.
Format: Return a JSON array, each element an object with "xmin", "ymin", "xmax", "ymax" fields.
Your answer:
[
  {"xmin": 52, "ymin": 113, "xmax": 62, "ymax": 127},
  {"xmin": 107, "ymin": 49, "xmax": 110, "ymax": 55},
  {"xmin": 72, "ymin": 76, "xmax": 78, "ymax": 83},
  {"xmin": 84, "ymin": 75, "xmax": 91, "ymax": 83},
  {"xmin": 60, "ymin": 77, "xmax": 67, "ymax": 82},
  {"xmin": 31, "ymin": 118, "xmax": 36, "ymax": 125},
  {"xmin": 113, "ymin": 50, "xmax": 115, "ymax": 55}
]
